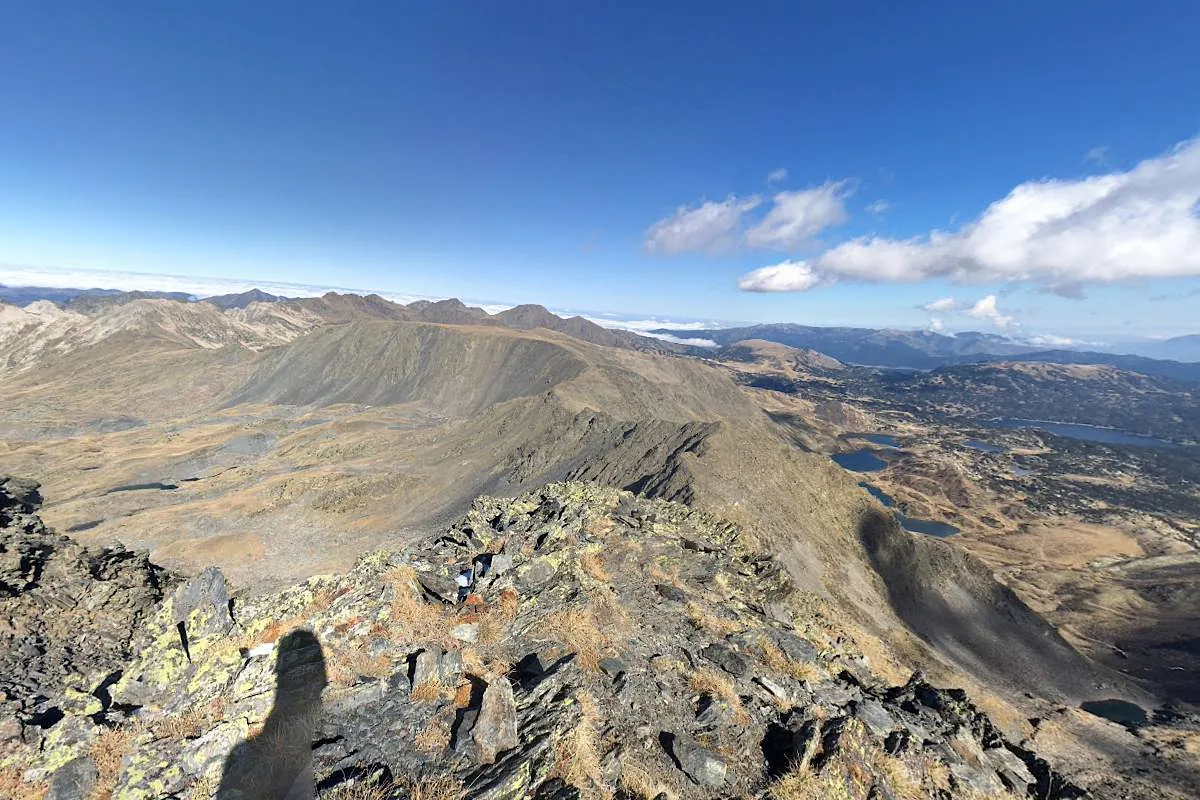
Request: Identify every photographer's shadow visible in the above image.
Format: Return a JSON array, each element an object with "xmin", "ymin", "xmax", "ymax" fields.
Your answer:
[{"xmin": 218, "ymin": 629, "xmax": 327, "ymax": 800}]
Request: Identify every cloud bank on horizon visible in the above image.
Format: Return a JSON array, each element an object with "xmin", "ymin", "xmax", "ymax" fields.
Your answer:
[{"xmin": 650, "ymin": 137, "xmax": 1200, "ymax": 307}]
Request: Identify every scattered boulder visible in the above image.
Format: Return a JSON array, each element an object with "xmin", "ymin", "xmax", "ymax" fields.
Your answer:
[
  {"xmin": 662, "ymin": 731, "xmax": 727, "ymax": 786},
  {"xmin": 473, "ymin": 678, "xmax": 519, "ymax": 764}
]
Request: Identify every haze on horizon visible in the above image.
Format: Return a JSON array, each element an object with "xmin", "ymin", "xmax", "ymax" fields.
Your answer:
[{"xmin": 2, "ymin": 2, "xmax": 1199, "ymax": 342}]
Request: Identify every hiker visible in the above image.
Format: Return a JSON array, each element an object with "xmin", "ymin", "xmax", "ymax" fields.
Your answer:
[{"xmin": 456, "ymin": 567, "xmax": 474, "ymax": 603}]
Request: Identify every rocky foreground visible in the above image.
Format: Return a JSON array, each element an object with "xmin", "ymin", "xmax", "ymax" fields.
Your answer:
[{"xmin": 1, "ymin": 476, "xmax": 1086, "ymax": 799}]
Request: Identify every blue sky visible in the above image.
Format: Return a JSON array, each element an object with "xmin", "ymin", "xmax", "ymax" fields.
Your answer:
[{"xmin": 2, "ymin": 2, "xmax": 1199, "ymax": 340}]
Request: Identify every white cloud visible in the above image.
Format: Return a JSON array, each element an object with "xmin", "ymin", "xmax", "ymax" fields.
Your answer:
[
  {"xmin": 639, "ymin": 332, "xmax": 719, "ymax": 347},
  {"xmin": 963, "ymin": 295, "xmax": 1016, "ymax": 329},
  {"xmin": 744, "ymin": 182, "xmax": 852, "ymax": 250},
  {"xmin": 1084, "ymin": 145, "xmax": 1109, "ymax": 165},
  {"xmin": 767, "ymin": 168, "xmax": 788, "ymax": 184},
  {"xmin": 738, "ymin": 138, "xmax": 1200, "ymax": 293},
  {"xmin": 737, "ymin": 261, "xmax": 820, "ymax": 292},
  {"xmin": 866, "ymin": 199, "xmax": 891, "ymax": 215},
  {"xmin": 921, "ymin": 294, "xmax": 1018, "ymax": 331},
  {"xmin": 576, "ymin": 315, "xmax": 721, "ymax": 333},
  {"xmin": 643, "ymin": 195, "xmax": 762, "ymax": 255},
  {"xmin": 1025, "ymin": 333, "xmax": 1076, "ymax": 347},
  {"xmin": 922, "ymin": 297, "xmax": 958, "ymax": 312}
]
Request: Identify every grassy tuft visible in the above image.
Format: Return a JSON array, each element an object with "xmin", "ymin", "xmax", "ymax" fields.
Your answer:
[
  {"xmin": 0, "ymin": 769, "xmax": 47, "ymax": 800},
  {"xmin": 153, "ymin": 698, "xmax": 224, "ymax": 741},
  {"xmin": 551, "ymin": 692, "xmax": 608, "ymax": 798},
  {"xmin": 685, "ymin": 601, "xmax": 743, "ymax": 636},
  {"xmin": 687, "ymin": 669, "xmax": 750, "ymax": 725},
  {"xmin": 384, "ymin": 566, "xmax": 452, "ymax": 645},
  {"xmin": 89, "ymin": 724, "xmax": 140, "ymax": 799}
]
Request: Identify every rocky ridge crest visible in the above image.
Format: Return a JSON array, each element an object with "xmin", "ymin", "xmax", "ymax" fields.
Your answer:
[{"xmin": 1, "ymin": 479, "xmax": 1084, "ymax": 799}]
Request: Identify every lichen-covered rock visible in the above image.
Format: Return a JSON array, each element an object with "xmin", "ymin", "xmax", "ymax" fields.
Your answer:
[
  {"xmin": 0, "ymin": 474, "xmax": 174, "ymax": 763},
  {"xmin": 474, "ymin": 678, "xmax": 519, "ymax": 764},
  {"xmin": 2, "ymin": 479, "xmax": 1088, "ymax": 800},
  {"xmin": 663, "ymin": 731, "xmax": 727, "ymax": 786}
]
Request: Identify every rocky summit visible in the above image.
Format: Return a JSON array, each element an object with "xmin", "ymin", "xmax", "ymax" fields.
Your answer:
[{"xmin": 1, "ymin": 476, "xmax": 1086, "ymax": 800}]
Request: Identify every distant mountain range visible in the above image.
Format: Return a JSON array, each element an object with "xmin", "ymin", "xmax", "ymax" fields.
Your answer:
[
  {"xmin": 4, "ymin": 282, "xmax": 1198, "ymax": 376},
  {"xmin": 0, "ymin": 283, "xmax": 195, "ymax": 307},
  {"xmin": 656, "ymin": 322, "xmax": 1200, "ymax": 381}
]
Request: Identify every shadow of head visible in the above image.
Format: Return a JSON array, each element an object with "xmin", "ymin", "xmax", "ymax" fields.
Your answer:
[
  {"xmin": 217, "ymin": 628, "xmax": 328, "ymax": 799},
  {"xmin": 273, "ymin": 629, "xmax": 329, "ymax": 710}
]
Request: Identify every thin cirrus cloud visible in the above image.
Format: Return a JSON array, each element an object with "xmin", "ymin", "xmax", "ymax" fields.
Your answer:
[
  {"xmin": 767, "ymin": 167, "xmax": 788, "ymax": 183},
  {"xmin": 644, "ymin": 181, "xmax": 853, "ymax": 255},
  {"xmin": 729, "ymin": 136, "xmax": 1200, "ymax": 294}
]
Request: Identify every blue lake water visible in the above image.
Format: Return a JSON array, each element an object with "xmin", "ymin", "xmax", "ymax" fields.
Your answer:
[
  {"xmin": 858, "ymin": 483, "xmax": 957, "ymax": 536},
  {"xmin": 964, "ymin": 438, "xmax": 1005, "ymax": 454},
  {"xmin": 986, "ymin": 418, "xmax": 1177, "ymax": 449},
  {"xmin": 832, "ymin": 450, "xmax": 888, "ymax": 472},
  {"xmin": 1081, "ymin": 699, "xmax": 1147, "ymax": 726},
  {"xmin": 896, "ymin": 514, "xmax": 959, "ymax": 538},
  {"xmin": 858, "ymin": 482, "xmax": 895, "ymax": 507}
]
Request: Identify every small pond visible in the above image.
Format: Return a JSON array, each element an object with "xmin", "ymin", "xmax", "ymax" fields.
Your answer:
[
  {"xmin": 985, "ymin": 418, "xmax": 1178, "ymax": 449},
  {"xmin": 964, "ymin": 438, "xmax": 1005, "ymax": 454},
  {"xmin": 896, "ymin": 513, "xmax": 959, "ymax": 538},
  {"xmin": 832, "ymin": 450, "xmax": 888, "ymax": 472},
  {"xmin": 1080, "ymin": 699, "xmax": 1148, "ymax": 727},
  {"xmin": 858, "ymin": 482, "xmax": 895, "ymax": 508},
  {"xmin": 104, "ymin": 482, "xmax": 179, "ymax": 494},
  {"xmin": 858, "ymin": 483, "xmax": 957, "ymax": 536}
]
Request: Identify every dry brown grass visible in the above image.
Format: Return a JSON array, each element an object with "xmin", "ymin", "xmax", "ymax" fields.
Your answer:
[
  {"xmin": 89, "ymin": 724, "xmax": 139, "ymax": 799},
  {"xmin": 460, "ymin": 646, "xmax": 513, "ymax": 681},
  {"xmin": 327, "ymin": 645, "xmax": 392, "ymax": 686},
  {"xmin": 153, "ymin": 698, "xmax": 224, "ymax": 741},
  {"xmin": 539, "ymin": 591, "xmax": 630, "ymax": 673},
  {"xmin": 755, "ymin": 635, "xmax": 820, "ymax": 683},
  {"xmin": 687, "ymin": 669, "xmax": 749, "ymax": 725},
  {"xmin": 552, "ymin": 692, "xmax": 608, "ymax": 799},
  {"xmin": 188, "ymin": 772, "xmax": 219, "ymax": 799},
  {"xmin": 410, "ymin": 677, "xmax": 453, "ymax": 703},
  {"xmin": 385, "ymin": 566, "xmax": 451, "ymax": 645},
  {"xmin": 320, "ymin": 777, "xmax": 391, "ymax": 800},
  {"xmin": 399, "ymin": 774, "xmax": 463, "ymax": 800},
  {"xmin": 541, "ymin": 609, "xmax": 607, "ymax": 672},
  {"xmin": 476, "ymin": 588, "xmax": 520, "ymax": 647},
  {"xmin": 617, "ymin": 760, "xmax": 674, "ymax": 800},
  {"xmin": 0, "ymin": 769, "xmax": 47, "ymax": 800},
  {"xmin": 836, "ymin": 617, "xmax": 912, "ymax": 686},
  {"xmin": 580, "ymin": 551, "xmax": 610, "ymax": 582},
  {"xmin": 769, "ymin": 726, "xmax": 967, "ymax": 800},
  {"xmin": 685, "ymin": 601, "xmax": 743, "ymax": 636},
  {"xmin": 414, "ymin": 714, "xmax": 453, "ymax": 755}
]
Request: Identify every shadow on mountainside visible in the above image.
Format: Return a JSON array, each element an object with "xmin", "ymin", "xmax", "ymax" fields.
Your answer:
[
  {"xmin": 854, "ymin": 508, "xmax": 1118, "ymax": 702},
  {"xmin": 218, "ymin": 629, "xmax": 327, "ymax": 800}
]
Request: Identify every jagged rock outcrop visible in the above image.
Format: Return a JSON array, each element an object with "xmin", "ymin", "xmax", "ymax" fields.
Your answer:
[
  {"xmin": 1, "ymin": 479, "xmax": 1086, "ymax": 799},
  {"xmin": 0, "ymin": 476, "xmax": 173, "ymax": 766}
]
